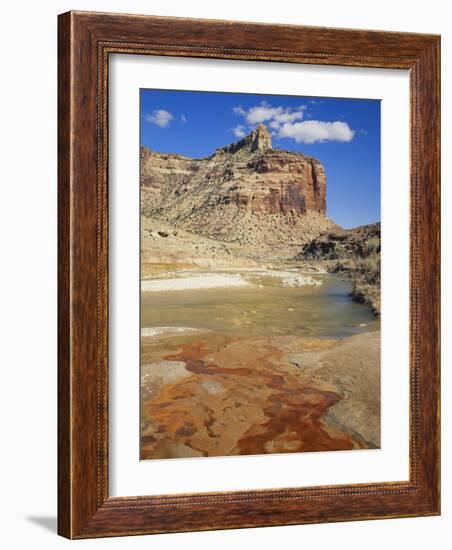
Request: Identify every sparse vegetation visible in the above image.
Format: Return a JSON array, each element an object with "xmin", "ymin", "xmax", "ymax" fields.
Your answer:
[
  {"xmin": 346, "ymin": 251, "xmax": 380, "ymax": 315},
  {"xmin": 296, "ymin": 223, "xmax": 381, "ymax": 315}
]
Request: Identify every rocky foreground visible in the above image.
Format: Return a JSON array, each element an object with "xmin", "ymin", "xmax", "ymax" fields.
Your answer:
[{"xmin": 141, "ymin": 330, "xmax": 380, "ymax": 459}]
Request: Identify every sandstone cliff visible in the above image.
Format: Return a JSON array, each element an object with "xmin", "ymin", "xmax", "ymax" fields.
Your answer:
[{"xmin": 141, "ymin": 124, "xmax": 337, "ymax": 259}]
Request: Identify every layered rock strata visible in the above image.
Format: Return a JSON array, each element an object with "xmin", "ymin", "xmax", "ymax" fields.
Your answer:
[{"xmin": 141, "ymin": 124, "xmax": 337, "ymax": 252}]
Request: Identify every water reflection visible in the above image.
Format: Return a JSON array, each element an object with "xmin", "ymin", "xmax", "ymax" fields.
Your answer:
[{"xmin": 141, "ymin": 273, "xmax": 378, "ymax": 339}]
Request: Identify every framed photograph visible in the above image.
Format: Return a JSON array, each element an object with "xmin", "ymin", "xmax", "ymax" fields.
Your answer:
[{"xmin": 58, "ymin": 11, "xmax": 440, "ymax": 538}]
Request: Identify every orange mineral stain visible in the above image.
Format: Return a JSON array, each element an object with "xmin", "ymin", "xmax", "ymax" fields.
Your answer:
[{"xmin": 140, "ymin": 336, "xmax": 358, "ymax": 459}]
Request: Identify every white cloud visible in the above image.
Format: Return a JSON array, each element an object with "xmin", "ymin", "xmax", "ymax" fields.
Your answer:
[
  {"xmin": 278, "ymin": 120, "xmax": 355, "ymax": 144},
  {"xmin": 231, "ymin": 101, "xmax": 354, "ymax": 145},
  {"xmin": 232, "ymin": 101, "xmax": 306, "ymax": 130},
  {"xmin": 271, "ymin": 109, "xmax": 305, "ymax": 127},
  {"xmin": 232, "ymin": 125, "xmax": 247, "ymax": 138},
  {"xmin": 180, "ymin": 113, "xmax": 187, "ymax": 124},
  {"xmin": 145, "ymin": 109, "xmax": 174, "ymax": 128},
  {"xmin": 245, "ymin": 103, "xmax": 282, "ymax": 124},
  {"xmin": 233, "ymin": 106, "xmax": 246, "ymax": 116}
]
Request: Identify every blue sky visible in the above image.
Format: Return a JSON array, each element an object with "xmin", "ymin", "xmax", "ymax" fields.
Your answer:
[{"xmin": 140, "ymin": 89, "xmax": 380, "ymax": 229}]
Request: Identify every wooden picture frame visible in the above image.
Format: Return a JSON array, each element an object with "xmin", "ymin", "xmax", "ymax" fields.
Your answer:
[{"xmin": 58, "ymin": 10, "xmax": 440, "ymax": 538}]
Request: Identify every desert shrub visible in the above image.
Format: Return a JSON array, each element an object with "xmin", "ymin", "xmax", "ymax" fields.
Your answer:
[
  {"xmin": 367, "ymin": 236, "xmax": 380, "ymax": 255},
  {"xmin": 332, "ymin": 241, "xmax": 347, "ymax": 258}
]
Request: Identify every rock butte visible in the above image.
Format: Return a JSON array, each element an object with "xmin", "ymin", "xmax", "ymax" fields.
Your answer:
[{"xmin": 141, "ymin": 124, "xmax": 338, "ymax": 254}]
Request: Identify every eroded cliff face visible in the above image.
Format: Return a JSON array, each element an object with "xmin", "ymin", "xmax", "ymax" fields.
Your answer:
[{"xmin": 141, "ymin": 124, "xmax": 336, "ymax": 253}]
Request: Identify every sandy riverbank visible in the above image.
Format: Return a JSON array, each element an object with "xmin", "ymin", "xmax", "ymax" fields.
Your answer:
[
  {"xmin": 141, "ymin": 268, "xmax": 323, "ymax": 292},
  {"xmin": 141, "ymin": 273, "xmax": 252, "ymax": 292}
]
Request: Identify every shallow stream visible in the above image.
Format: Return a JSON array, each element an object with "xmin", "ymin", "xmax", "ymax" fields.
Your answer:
[{"xmin": 141, "ymin": 270, "xmax": 378, "ymax": 339}]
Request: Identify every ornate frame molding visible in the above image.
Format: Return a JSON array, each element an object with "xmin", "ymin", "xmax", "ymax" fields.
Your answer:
[{"xmin": 58, "ymin": 11, "xmax": 440, "ymax": 538}]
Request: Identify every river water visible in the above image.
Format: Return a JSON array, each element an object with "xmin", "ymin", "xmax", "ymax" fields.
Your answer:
[{"xmin": 141, "ymin": 270, "xmax": 378, "ymax": 339}]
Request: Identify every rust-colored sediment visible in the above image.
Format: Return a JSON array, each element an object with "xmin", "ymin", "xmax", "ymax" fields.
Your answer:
[{"xmin": 141, "ymin": 336, "xmax": 358, "ymax": 459}]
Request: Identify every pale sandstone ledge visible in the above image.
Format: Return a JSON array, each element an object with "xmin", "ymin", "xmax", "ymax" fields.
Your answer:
[
  {"xmin": 286, "ymin": 330, "xmax": 381, "ymax": 448},
  {"xmin": 141, "ymin": 269, "xmax": 322, "ymax": 292},
  {"xmin": 141, "ymin": 273, "xmax": 252, "ymax": 292},
  {"xmin": 141, "ymin": 327, "xmax": 208, "ymax": 338}
]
